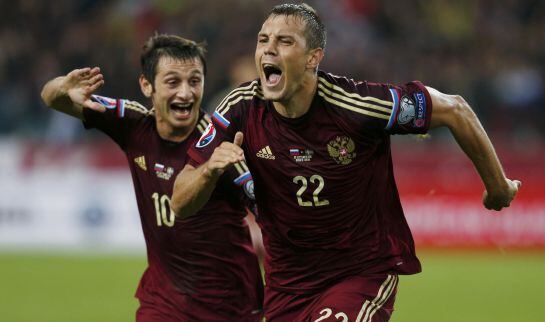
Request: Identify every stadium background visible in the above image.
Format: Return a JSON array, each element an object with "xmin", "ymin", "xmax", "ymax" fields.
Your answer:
[{"xmin": 1, "ymin": 0, "xmax": 544, "ymax": 321}]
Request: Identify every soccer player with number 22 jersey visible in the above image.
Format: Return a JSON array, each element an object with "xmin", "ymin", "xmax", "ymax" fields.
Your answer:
[{"xmin": 172, "ymin": 3, "xmax": 520, "ymax": 322}]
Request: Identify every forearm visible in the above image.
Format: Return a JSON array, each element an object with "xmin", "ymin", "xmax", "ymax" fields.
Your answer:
[
  {"xmin": 41, "ymin": 76, "xmax": 83, "ymax": 119},
  {"xmin": 171, "ymin": 163, "xmax": 220, "ymax": 219},
  {"xmin": 446, "ymin": 105, "xmax": 508, "ymax": 194}
]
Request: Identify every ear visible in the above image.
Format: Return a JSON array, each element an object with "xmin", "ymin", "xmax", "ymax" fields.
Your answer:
[
  {"xmin": 139, "ymin": 74, "xmax": 153, "ymax": 98},
  {"xmin": 306, "ymin": 48, "xmax": 324, "ymax": 70}
]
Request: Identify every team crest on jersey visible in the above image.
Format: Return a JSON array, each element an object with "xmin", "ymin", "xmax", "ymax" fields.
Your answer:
[
  {"xmin": 290, "ymin": 148, "xmax": 314, "ymax": 162},
  {"xmin": 154, "ymin": 163, "xmax": 174, "ymax": 180},
  {"xmin": 327, "ymin": 136, "xmax": 356, "ymax": 165},
  {"xmin": 196, "ymin": 123, "xmax": 216, "ymax": 148}
]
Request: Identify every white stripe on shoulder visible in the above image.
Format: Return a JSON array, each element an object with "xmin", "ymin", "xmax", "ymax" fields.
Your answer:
[
  {"xmin": 217, "ymin": 81, "xmax": 263, "ymax": 115},
  {"xmin": 319, "ymin": 77, "xmax": 393, "ymax": 107}
]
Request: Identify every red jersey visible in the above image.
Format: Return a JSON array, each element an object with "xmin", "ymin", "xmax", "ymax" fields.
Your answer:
[
  {"xmin": 84, "ymin": 95, "xmax": 263, "ymax": 320},
  {"xmin": 188, "ymin": 71, "xmax": 433, "ymax": 294}
]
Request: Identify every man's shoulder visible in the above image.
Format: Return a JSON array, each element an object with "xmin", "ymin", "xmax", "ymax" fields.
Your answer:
[
  {"xmin": 215, "ymin": 79, "xmax": 264, "ymax": 115},
  {"xmin": 317, "ymin": 71, "xmax": 394, "ymax": 122}
]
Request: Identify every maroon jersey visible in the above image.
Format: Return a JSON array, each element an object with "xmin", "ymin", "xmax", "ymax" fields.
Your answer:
[
  {"xmin": 84, "ymin": 95, "xmax": 263, "ymax": 320},
  {"xmin": 189, "ymin": 71, "xmax": 433, "ymax": 294}
]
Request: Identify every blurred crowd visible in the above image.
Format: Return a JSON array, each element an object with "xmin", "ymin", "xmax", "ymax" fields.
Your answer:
[{"xmin": 1, "ymin": 0, "xmax": 544, "ymax": 144}]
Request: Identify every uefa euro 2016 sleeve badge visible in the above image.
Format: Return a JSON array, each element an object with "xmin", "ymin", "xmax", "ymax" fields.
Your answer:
[{"xmin": 327, "ymin": 136, "xmax": 356, "ymax": 165}]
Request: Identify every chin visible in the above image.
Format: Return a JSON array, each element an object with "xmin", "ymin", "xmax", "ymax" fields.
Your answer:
[
  {"xmin": 171, "ymin": 117, "xmax": 195, "ymax": 129},
  {"xmin": 263, "ymin": 88, "xmax": 285, "ymax": 102}
]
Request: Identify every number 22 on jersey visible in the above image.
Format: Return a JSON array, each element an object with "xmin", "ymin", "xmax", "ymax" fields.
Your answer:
[{"xmin": 293, "ymin": 175, "xmax": 330, "ymax": 207}]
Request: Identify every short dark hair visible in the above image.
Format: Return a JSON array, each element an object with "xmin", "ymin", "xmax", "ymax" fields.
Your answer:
[
  {"xmin": 269, "ymin": 3, "xmax": 326, "ymax": 50},
  {"xmin": 140, "ymin": 34, "xmax": 207, "ymax": 85}
]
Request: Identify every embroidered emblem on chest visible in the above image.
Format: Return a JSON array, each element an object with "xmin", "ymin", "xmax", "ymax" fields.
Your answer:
[
  {"xmin": 327, "ymin": 136, "xmax": 356, "ymax": 165},
  {"xmin": 154, "ymin": 163, "xmax": 174, "ymax": 180},
  {"xmin": 289, "ymin": 148, "xmax": 314, "ymax": 162},
  {"xmin": 256, "ymin": 145, "xmax": 275, "ymax": 160},
  {"xmin": 134, "ymin": 155, "xmax": 147, "ymax": 171}
]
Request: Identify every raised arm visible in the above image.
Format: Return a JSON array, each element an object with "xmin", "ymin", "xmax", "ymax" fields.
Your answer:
[
  {"xmin": 40, "ymin": 67, "xmax": 106, "ymax": 120},
  {"xmin": 171, "ymin": 132, "xmax": 245, "ymax": 219},
  {"xmin": 427, "ymin": 86, "xmax": 520, "ymax": 211}
]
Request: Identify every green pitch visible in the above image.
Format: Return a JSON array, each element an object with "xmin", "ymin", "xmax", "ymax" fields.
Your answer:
[{"xmin": 0, "ymin": 251, "xmax": 543, "ymax": 322}]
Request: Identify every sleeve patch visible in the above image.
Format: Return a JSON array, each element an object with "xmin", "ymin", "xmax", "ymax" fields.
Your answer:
[
  {"xmin": 413, "ymin": 91, "xmax": 427, "ymax": 128},
  {"xmin": 387, "ymin": 90, "xmax": 427, "ymax": 129},
  {"xmin": 91, "ymin": 95, "xmax": 117, "ymax": 110},
  {"xmin": 233, "ymin": 171, "xmax": 255, "ymax": 200},
  {"xmin": 212, "ymin": 111, "xmax": 231, "ymax": 129},
  {"xmin": 195, "ymin": 122, "xmax": 216, "ymax": 148},
  {"xmin": 397, "ymin": 95, "xmax": 416, "ymax": 125}
]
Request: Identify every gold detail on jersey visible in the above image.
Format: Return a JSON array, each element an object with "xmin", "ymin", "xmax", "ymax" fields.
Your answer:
[
  {"xmin": 124, "ymin": 100, "xmax": 149, "ymax": 114},
  {"xmin": 256, "ymin": 146, "xmax": 275, "ymax": 160},
  {"xmin": 318, "ymin": 91, "xmax": 390, "ymax": 120},
  {"xmin": 293, "ymin": 174, "xmax": 329, "ymax": 207},
  {"xmin": 317, "ymin": 77, "xmax": 392, "ymax": 120},
  {"xmin": 234, "ymin": 160, "xmax": 250, "ymax": 175},
  {"xmin": 134, "ymin": 156, "xmax": 147, "ymax": 171},
  {"xmin": 315, "ymin": 308, "xmax": 348, "ymax": 322},
  {"xmin": 216, "ymin": 81, "xmax": 264, "ymax": 116},
  {"xmin": 196, "ymin": 123, "xmax": 205, "ymax": 133},
  {"xmin": 317, "ymin": 83, "xmax": 392, "ymax": 113},
  {"xmin": 151, "ymin": 192, "xmax": 175, "ymax": 227},
  {"xmin": 355, "ymin": 275, "xmax": 398, "ymax": 322},
  {"xmin": 318, "ymin": 77, "xmax": 393, "ymax": 107},
  {"xmin": 198, "ymin": 118, "xmax": 209, "ymax": 132},
  {"xmin": 240, "ymin": 161, "xmax": 249, "ymax": 172},
  {"xmin": 234, "ymin": 162, "xmax": 244, "ymax": 175},
  {"xmin": 327, "ymin": 136, "xmax": 356, "ymax": 165}
]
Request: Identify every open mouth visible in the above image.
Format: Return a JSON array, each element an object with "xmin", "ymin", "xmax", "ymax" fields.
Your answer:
[
  {"xmin": 170, "ymin": 102, "xmax": 193, "ymax": 119},
  {"xmin": 262, "ymin": 63, "xmax": 282, "ymax": 86}
]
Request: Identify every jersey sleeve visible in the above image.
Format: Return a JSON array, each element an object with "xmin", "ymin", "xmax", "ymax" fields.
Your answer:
[
  {"xmin": 383, "ymin": 81, "xmax": 433, "ymax": 135},
  {"xmin": 82, "ymin": 95, "xmax": 148, "ymax": 149},
  {"xmin": 318, "ymin": 73, "xmax": 433, "ymax": 136},
  {"xmin": 187, "ymin": 82, "xmax": 252, "ymax": 166}
]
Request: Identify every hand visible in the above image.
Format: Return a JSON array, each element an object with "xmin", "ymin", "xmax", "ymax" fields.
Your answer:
[
  {"xmin": 483, "ymin": 179, "xmax": 521, "ymax": 211},
  {"xmin": 61, "ymin": 67, "xmax": 105, "ymax": 112},
  {"xmin": 204, "ymin": 132, "xmax": 245, "ymax": 178}
]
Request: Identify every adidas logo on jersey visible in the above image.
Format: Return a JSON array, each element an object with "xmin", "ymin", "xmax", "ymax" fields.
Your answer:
[
  {"xmin": 256, "ymin": 146, "xmax": 275, "ymax": 160},
  {"xmin": 134, "ymin": 156, "xmax": 147, "ymax": 170}
]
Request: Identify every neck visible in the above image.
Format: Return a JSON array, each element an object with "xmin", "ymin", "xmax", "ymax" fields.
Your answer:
[
  {"xmin": 273, "ymin": 72, "xmax": 318, "ymax": 118},
  {"xmin": 155, "ymin": 115, "xmax": 196, "ymax": 143}
]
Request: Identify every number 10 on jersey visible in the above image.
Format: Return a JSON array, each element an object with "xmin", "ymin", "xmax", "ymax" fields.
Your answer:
[{"xmin": 151, "ymin": 193, "xmax": 175, "ymax": 227}]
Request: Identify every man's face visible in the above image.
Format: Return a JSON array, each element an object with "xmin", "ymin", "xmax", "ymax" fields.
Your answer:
[
  {"xmin": 151, "ymin": 56, "xmax": 204, "ymax": 132},
  {"xmin": 255, "ymin": 15, "xmax": 311, "ymax": 101}
]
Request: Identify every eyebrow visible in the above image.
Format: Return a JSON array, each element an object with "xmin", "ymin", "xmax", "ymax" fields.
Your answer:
[{"xmin": 163, "ymin": 69, "xmax": 203, "ymax": 77}]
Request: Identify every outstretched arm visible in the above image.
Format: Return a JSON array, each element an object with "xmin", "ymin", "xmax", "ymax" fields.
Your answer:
[
  {"xmin": 171, "ymin": 132, "xmax": 245, "ymax": 219},
  {"xmin": 41, "ymin": 67, "xmax": 106, "ymax": 120},
  {"xmin": 427, "ymin": 86, "xmax": 520, "ymax": 211}
]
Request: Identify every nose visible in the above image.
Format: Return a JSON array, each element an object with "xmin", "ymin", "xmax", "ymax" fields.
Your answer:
[
  {"xmin": 176, "ymin": 82, "xmax": 192, "ymax": 101},
  {"xmin": 263, "ymin": 39, "xmax": 277, "ymax": 56}
]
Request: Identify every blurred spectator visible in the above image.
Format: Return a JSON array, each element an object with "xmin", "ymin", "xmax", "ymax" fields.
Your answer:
[{"xmin": 1, "ymin": 0, "xmax": 543, "ymax": 142}]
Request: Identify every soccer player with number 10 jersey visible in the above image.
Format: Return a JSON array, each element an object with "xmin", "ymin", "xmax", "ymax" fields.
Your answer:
[{"xmin": 41, "ymin": 35, "xmax": 263, "ymax": 321}]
